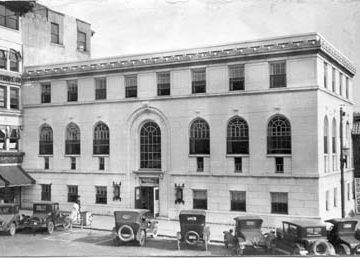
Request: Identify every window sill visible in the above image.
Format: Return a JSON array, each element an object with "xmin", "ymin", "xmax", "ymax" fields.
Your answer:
[
  {"xmin": 51, "ymin": 43, "xmax": 65, "ymax": 48},
  {"xmin": 64, "ymin": 155, "xmax": 80, "ymax": 157},
  {"xmin": 266, "ymin": 154, "xmax": 291, "ymax": 157},
  {"xmin": 226, "ymin": 154, "xmax": 249, "ymax": 158},
  {"xmin": 39, "ymin": 154, "xmax": 53, "ymax": 157},
  {"xmin": 188, "ymin": 154, "xmax": 210, "ymax": 157},
  {"xmin": 93, "ymin": 154, "xmax": 109, "ymax": 157}
]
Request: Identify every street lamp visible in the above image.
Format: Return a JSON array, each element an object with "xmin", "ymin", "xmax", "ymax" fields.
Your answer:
[{"xmin": 340, "ymin": 107, "xmax": 346, "ymax": 218}]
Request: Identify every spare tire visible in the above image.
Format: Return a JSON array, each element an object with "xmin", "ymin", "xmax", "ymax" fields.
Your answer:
[
  {"xmin": 118, "ymin": 225, "xmax": 134, "ymax": 242},
  {"xmin": 311, "ymin": 239, "xmax": 330, "ymax": 255},
  {"xmin": 185, "ymin": 231, "xmax": 200, "ymax": 245}
]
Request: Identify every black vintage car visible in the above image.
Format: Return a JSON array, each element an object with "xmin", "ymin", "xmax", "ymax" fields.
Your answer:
[
  {"xmin": 325, "ymin": 218, "xmax": 360, "ymax": 255},
  {"xmin": 176, "ymin": 210, "xmax": 210, "ymax": 251},
  {"xmin": 24, "ymin": 202, "xmax": 68, "ymax": 234},
  {"xmin": 112, "ymin": 209, "xmax": 158, "ymax": 246},
  {"xmin": 272, "ymin": 220, "xmax": 335, "ymax": 256},
  {"xmin": 224, "ymin": 215, "xmax": 274, "ymax": 255},
  {"xmin": 0, "ymin": 203, "xmax": 22, "ymax": 236}
]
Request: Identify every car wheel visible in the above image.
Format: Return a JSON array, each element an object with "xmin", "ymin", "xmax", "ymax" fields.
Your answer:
[
  {"xmin": 9, "ymin": 223, "xmax": 16, "ymax": 236},
  {"xmin": 151, "ymin": 224, "xmax": 158, "ymax": 238},
  {"xmin": 138, "ymin": 230, "xmax": 146, "ymax": 246},
  {"xmin": 337, "ymin": 244, "xmax": 351, "ymax": 255},
  {"xmin": 47, "ymin": 221, "xmax": 55, "ymax": 234}
]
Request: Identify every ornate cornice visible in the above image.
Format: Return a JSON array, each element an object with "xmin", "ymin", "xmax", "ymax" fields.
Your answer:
[{"xmin": 22, "ymin": 32, "xmax": 356, "ymax": 80}]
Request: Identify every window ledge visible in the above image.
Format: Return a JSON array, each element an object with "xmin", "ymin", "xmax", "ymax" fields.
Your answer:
[
  {"xmin": 226, "ymin": 154, "xmax": 249, "ymax": 158},
  {"xmin": 50, "ymin": 43, "xmax": 65, "ymax": 48},
  {"xmin": 188, "ymin": 154, "xmax": 210, "ymax": 157},
  {"xmin": 38, "ymin": 154, "xmax": 53, "ymax": 157},
  {"xmin": 93, "ymin": 154, "xmax": 109, "ymax": 157},
  {"xmin": 64, "ymin": 154, "xmax": 80, "ymax": 157},
  {"xmin": 266, "ymin": 154, "xmax": 292, "ymax": 157}
]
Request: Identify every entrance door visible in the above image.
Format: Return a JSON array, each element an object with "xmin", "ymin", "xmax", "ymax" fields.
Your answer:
[
  {"xmin": 134, "ymin": 187, "xmax": 154, "ymax": 214},
  {"xmin": 153, "ymin": 187, "xmax": 159, "ymax": 217}
]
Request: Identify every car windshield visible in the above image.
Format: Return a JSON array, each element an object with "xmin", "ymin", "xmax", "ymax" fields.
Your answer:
[
  {"xmin": 0, "ymin": 207, "xmax": 12, "ymax": 214},
  {"xmin": 34, "ymin": 204, "xmax": 49, "ymax": 212},
  {"xmin": 236, "ymin": 220, "xmax": 262, "ymax": 229},
  {"xmin": 339, "ymin": 222, "xmax": 356, "ymax": 232},
  {"xmin": 114, "ymin": 211, "xmax": 140, "ymax": 222},
  {"xmin": 180, "ymin": 215, "xmax": 205, "ymax": 224},
  {"xmin": 305, "ymin": 227, "xmax": 325, "ymax": 237}
]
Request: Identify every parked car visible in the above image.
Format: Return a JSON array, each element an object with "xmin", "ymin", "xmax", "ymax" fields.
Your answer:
[
  {"xmin": 325, "ymin": 218, "xmax": 360, "ymax": 255},
  {"xmin": 24, "ymin": 201, "xmax": 68, "ymax": 234},
  {"xmin": 112, "ymin": 209, "xmax": 158, "ymax": 246},
  {"xmin": 272, "ymin": 220, "xmax": 335, "ymax": 256},
  {"xmin": 223, "ymin": 215, "xmax": 274, "ymax": 255},
  {"xmin": 0, "ymin": 203, "xmax": 21, "ymax": 236},
  {"xmin": 176, "ymin": 210, "xmax": 210, "ymax": 251}
]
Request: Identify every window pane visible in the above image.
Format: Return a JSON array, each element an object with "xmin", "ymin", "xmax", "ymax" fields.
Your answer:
[
  {"xmin": 267, "ymin": 116, "xmax": 291, "ymax": 154},
  {"xmin": 227, "ymin": 117, "xmax": 248, "ymax": 154},
  {"xmin": 190, "ymin": 119, "xmax": 210, "ymax": 154},
  {"xmin": 140, "ymin": 122, "xmax": 161, "ymax": 169}
]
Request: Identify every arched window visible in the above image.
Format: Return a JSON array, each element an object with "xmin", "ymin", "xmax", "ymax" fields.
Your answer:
[
  {"xmin": 190, "ymin": 118, "xmax": 210, "ymax": 154},
  {"xmin": 93, "ymin": 122, "xmax": 109, "ymax": 155},
  {"xmin": 267, "ymin": 115, "xmax": 291, "ymax": 154},
  {"xmin": 140, "ymin": 121, "xmax": 161, "ymax": 169},
  {"xmin": 65, "ymin": 123, "xmax": 80, "ymax": 155},
  {"xmin": 39, "ymin": 125, "xmax": 53, "ymax": 155},
  {"xmin": 324, "ymin": 116, "xmax": 329, "ymax": 154},
  {"xmin": 332, "ymin": 118, "xmax": 337, "ymax": 153},
  {"xmin": 9, "ymin": 49, "xmax": 20, "ymax": 72},
  {"xmin": 227, "ymin": 117, "xmax": 249, "ymax": 154}
]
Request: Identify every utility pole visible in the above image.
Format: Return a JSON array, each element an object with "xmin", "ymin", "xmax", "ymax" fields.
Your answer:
[{"xmin": 340, "ymin": 107, "xmax": 345, "ymax": 218}]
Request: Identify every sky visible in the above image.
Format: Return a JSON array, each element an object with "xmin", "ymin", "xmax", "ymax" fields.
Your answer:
[{"xmin": 38, "ymin": 0, "xmax": 360, "ymax": 109}]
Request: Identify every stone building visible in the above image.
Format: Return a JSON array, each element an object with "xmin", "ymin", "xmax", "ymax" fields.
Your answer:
[
  {"xmin": 21, "ymin": 33, "xmax": 355, "ymax": 226},
  {"xmin": 0, "ymin": 1, "xmax": 92, "ymax": 204}
]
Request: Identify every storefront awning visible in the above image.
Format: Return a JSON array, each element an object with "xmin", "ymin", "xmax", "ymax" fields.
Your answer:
[{"xmin": 0, "ymin": 166, "xmax": 35, "ymax": 187}]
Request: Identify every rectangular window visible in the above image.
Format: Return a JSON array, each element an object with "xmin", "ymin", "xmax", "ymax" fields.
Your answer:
[
  {"xmin": 275, "ymin": 157, "xmax": 284, "ymax": 173},
  {"xmin": 50, "ymin": 22, "xmax": 60, "ymax": 44},
  {"xmin": 347, "ymin": 182, "xmax": 350, "ymax": 201},
  {"xmin": 192, "ymin": 69, "xmax": 206, "ymax": 93},
  {"xmin": 99, "ymin": 157, "xmax": 105, "ymax": 170},
  {"xmin": 77, "ymin": 31, "xmax": 86, "ymax": 51},
  {"xmin": 346, "ymin": 77, "xmax": 349, "ymax": 99},
  {"xmin": 9, "ymin": 50, "xmax": 19, "ymax": 72},
  {"xmin": 70, "ymin": 157, "xmax": 76, "ymax": 170},
  {"xmin": 326, "ymin": 190, "xmax": 329, "ymax": 211},
  {"xmin": 125, "ymin": 75, "xmax": 137, "ymax": 98},
  {"xmin": 41, "ymin": 83, "xmax": 51, "ymax": 103},
  {"xmin": 67, "ymin": 80, "xmax": 78, "ymax": 102},
  {"xmin": 95, "ymin": 77, "xmax": 107, "ymax": 100},
  {"xmin": 332, "ymin": 68, "xmax": 336, "ymax": 92},
  {"xmin": 193, "ymin": 190, "xmax": 207, "ymax": 209},
  {"xmin": 96, "ymin": 186, "xmax": 107, "ymax": 204},
  {"xmin": 324, "ymin": 62, "xmax": 328, "ymax": 89},
  {"xmin": 339, "ymin": 73, "xmax": 343, "ymax": 96},
  {"xmin": 0, "ymin": 50, "xmax": 6, "ymax": 69},
  {"xmin": 270, "ymin": 62, "xmax": 286, "ymax": 88},
  {"xmin": 234, "ymin": 157, "xmax": 242, "ymax": 172},
  {"xmin": 0, "ymin": 86, "xmax": 7, "ymax": 108},
  {"xmin": 67, "ymin": 185, "xmax": 78, "ymax": 203},
  {"xmin": 271, "ymin": 192, "xmax": 288, "ymax": 214},
  {"xmin": 157, "ymin": 72, "xmax": 170, "ymax": 96},
  {"xmin": 230, "ymin": 191, "xmax": 246, "ymax": 211},
  {"xmin": 196, "ymin": 157, "xmax": 204, "ymax": 172},
  {"xmin": 44, "ymin": 157, "xmax": 49, "ymax": 170},
  {"xmin": 0, "ymin": 3, "xmax": 19, "ymax": 30},
  {"xmin": 334, "ymin": 187, "xmax": 337, "ymax": 207},
  {"xmin": 41, "ymin": 184, "xmax": 51, "ymax": 201},
  {"xmin": 10, "ymin": 87, "xmax": 19, "ymax": 109},
  {"xmin": 229, "ymin": 65, "xmax": 245, "ymax": 91}
]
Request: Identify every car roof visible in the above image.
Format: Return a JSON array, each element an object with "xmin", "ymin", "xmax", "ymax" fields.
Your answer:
[
  {"xmin": 283, "ymin": 220, "xmax": 326, "ymax": 227},
  {"xmin": 234, "ymin": 215, "xmax": 263, "ymax": 221},
  {"xmin": 325, "ymin": 218, "xmax": 359, "ymax": 224},
  {"xmin": 114, "ymin": 209, "xmax": 150, "ymax": 215},
  {"xmin": 33, "ymin": 201, "xmax": 59, "ymax": 205},
  {"xmin": 0, "ymin": 203, "xmax": 18, "ymax": 207},
  {"xmin": 179, "ymin": 209, "xmax": 206, "ymax": 216}
]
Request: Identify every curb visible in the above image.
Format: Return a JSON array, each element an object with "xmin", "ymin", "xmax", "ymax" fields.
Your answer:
[{"xmin": 72, "ymin": 225, "xmax": 224, "ymax": 244}]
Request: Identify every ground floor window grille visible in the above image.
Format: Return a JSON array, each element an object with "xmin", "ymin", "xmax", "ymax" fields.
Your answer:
[
  {"xmin": 193, "ymin": 190, "xmax": 207, "ymax": 209},
  {"xmin": 41, "ymin": 184, "xmax": 51, "ymax": 201},
  {"xmin": 271, "ymin": 192, "xmax": 288, "ymax": 214},
  {"xmin": 96, "ymin": 186, "xmax": 107, "ymax": 204},
  {"xmin": 230, "ymin": 191, "xmax": 246, "ymax": 211},
  {"xmin": 68, "ymin": 185, "xmax": 78, "ymax": 203}
]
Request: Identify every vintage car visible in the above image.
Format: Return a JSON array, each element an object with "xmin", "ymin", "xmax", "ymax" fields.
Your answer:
[
  {"xmin": 272, "ymin": 220, "xmax": 335, "ymax": 256},
  {"xmin": 176, "ymin": 210, "xmax": 210, "ymax": 251},
  {"xmin": 223, "ymin": 215, "xmax": 274, "ymax": 255},
  {"xmin": 112, "ymin": 209, "xmax": 158, "ymax": 246},
  {"xmin": 0, "ymin": 203, "xmax": 22, "ymax": 236},
  {"xmin": 24, "ymin": 201, "xmax": 68, "ymax": 234},
  {"xmin": 325, "ymin": 218, "xmax": 360, "ymax": 255}
]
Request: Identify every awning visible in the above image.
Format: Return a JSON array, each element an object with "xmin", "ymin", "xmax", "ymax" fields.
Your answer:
[{"xmin": 0, "ymin": 166, "xmax": 35, "ymax": 188}]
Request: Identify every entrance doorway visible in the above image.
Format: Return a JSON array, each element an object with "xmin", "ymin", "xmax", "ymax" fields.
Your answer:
[{"xmin": 135, "ymin": 186, "xmax": 159, "ymax": 217}]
